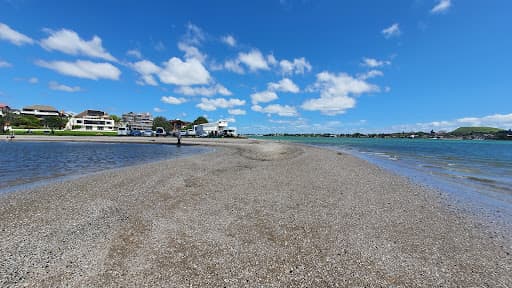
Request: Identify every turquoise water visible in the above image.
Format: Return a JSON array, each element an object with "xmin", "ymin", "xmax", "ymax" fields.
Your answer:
[
  {"xmin": 253, "ymin": 137, "xmax": 512, "ymax": 208},
  {"xmin": 0, "ymin": 141, "xmax": 208, "ymax": 193}
]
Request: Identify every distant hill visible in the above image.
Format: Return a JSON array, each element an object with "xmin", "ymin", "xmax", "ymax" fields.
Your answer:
[{"xmin": 451, "ymin": 126, "xmax": 503, "ymax": 135}]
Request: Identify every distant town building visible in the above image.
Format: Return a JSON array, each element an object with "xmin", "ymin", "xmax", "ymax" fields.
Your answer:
[
  {"xmin": 122, "ymin": 112, "xmax": 153, "ymax": 131},
  {"xmin": 0, "ymin": 103, "xmax": 10, "ymax": 117},
  {"xmin": 21, "ymin": 105, "xmax": 60, "ymax": 119},
  {"xmin": 169, "ymin": 119, "xmax": 190, "ymax": 132},
  {"xmin": 65, "ymin": 109, "xmax": 115, "ymax": 131}
]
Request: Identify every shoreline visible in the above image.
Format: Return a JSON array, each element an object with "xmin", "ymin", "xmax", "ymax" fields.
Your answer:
[
  {"xmin": 0, "ymin": 141, "xmax": 213, "ymax": 196},
  {"xmin": 1, "ymin": 137, "xmax": 511, "ymax": 286},
  {"xmin": 299, "ymin": 141, "xmax": 512, "ymax": 230}
]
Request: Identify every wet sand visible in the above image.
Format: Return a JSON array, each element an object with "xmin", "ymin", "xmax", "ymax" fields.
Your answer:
[{"xmin": 1, "ymin": 137, "xmax": 511, "ymax": 286}]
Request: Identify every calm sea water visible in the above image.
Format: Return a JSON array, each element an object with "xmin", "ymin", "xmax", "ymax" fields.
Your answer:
[
  {"xmin": 0, "ymin": 141, "xmax": 208, "ymax": 192},
  {"xmin": 254, "ymin": 136, "xmax": 512, "ymax": 208}
]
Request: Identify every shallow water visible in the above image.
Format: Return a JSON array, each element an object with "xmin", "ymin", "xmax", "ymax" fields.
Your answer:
[{"xmin": 0, "ymin": 141, "xmax": 208, "ymax": 192}]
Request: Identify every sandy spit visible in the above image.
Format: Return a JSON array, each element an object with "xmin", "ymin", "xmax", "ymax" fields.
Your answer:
[{"xmin": 1, "ymin": 137, "xmax": 511, "ymax": 287}]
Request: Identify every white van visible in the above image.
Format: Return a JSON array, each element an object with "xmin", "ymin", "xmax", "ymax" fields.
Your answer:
[
  {"xmin": 117, "ymin": 127, "xmax": 129, "ymax": 136},
  {"xmin": 155, "ymin": 127, "xmax": 166, "ymax": 137}
]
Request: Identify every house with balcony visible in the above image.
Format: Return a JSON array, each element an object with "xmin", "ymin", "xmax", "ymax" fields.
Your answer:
[
  {"xmin": 21, "ymin": 105, "xmax": 60, "ymax": 119},
  {"xmin": 65, "ymin": 110, "xmax": 115, "ymax": 131}
]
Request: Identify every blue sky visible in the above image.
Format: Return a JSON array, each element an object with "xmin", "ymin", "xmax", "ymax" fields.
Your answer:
[{"xmin": 1, "ymin": 0, "xmax": 511, "ymax": 133}]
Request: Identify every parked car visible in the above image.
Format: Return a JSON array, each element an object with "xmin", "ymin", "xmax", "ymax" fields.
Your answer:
[
  {"xmin": 130, "ymin": 130, "xmax": 142, "ymax": 136},
  {"xmin": 142, "ymin": 130, "xmax": 154, "ymax": 137},
  {"xmin": 186, "ymin": 128, "xmax": 196, "ymax": 136},
  {"xmin": 155, "ymin": 127, "xmax": 166, "ymax": 137}
]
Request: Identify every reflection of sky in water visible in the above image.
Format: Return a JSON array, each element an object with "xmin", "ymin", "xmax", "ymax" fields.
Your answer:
[{"xmin": 0, "ymin": 141, "xmax": 208, "ymax": 192}]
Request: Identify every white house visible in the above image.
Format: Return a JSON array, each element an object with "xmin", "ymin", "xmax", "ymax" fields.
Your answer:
[
  {"xmin": 66, "ymin": 110, "xmax": 115, "ymax": 131},
  {"xmin": 21, "ymin": 105, "xmax": 60, "ymax": 118}
]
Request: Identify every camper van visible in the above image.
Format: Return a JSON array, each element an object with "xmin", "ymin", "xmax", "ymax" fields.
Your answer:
[
  {"xmin": 117, "ymin": 127, "xmax": 129, "ymax": 136},
  {"xmin": 155, "ymin": 127, "xmax": 166, "ymax": 137}
]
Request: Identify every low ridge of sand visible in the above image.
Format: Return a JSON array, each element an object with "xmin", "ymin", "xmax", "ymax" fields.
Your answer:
[{"xmin": 1, "ymin": 137, "xmax": 511, "ymax": 286}]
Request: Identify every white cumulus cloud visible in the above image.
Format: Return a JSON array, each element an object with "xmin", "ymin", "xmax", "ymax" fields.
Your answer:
[
  {"xmin": 267, "ymin": 54, "xmax": 277, "ymax": 66},
  {"xmin": 279, "ymin": 57, "xmax": 312, "ymax": 75},
  {"xmin": 268, "ymin": 78, "xmax": 300, "ymax": 93},
  {"xmin": 49, "ymin": 81, "xmax": 81, "ymax": 92},
  {"xmin": 40, "ymin": 29, "xmax": 116, "ymax": 61},
  {"xmin": 382, "ymin": 23, "xmax": 401, "ymax": 38},
  {"xmin": 251, "ymin": 91, "xmax": 279, "ymax": 105},
  {"xmin": 175, "ymin": 84, "xmax": 232, "ymax": 97},
  {"xmin": 0, "ymin": 23, "xmax": 34, "ymax": 45},
  {"xmin": 224, "ymin": 59, "xmax": 245, "ymax": 74},
  {"xmin": 161, "ymin": 96, "xmax": 187, "ymax": 105},
  {"xmin": 251, "ymin": 104, "xmax": 298, "ymax": 117},
  {"xmin": 221, "ymin": 35, "xmax": 236, "ymax": 47},
  {"xmin": 158, "ymin": 57, "xmax": 211, "ymax": 86},
  {"xmin": 183, "ymin": 23, "xmax": 205, "ymax": 46},
  {"xmin": 0, "ymin": 60, "xmax": 12, "ymax": 68},
  {"xmin": 35, "ymin": 59, "xmax": 121, "ymax": 80},
  {"xmin": 178, "ymin": 42, "xmax": 206, "ymax": 63},
  {"xmin": 228, "ymin": 109, "xmax": 246, "ymax": 115},
  {"xmin": 301, "ymin": 71, "xmax": 379, "ymax": 115},
  {"xmin": 131, "ymin": 59, "xmax": 161, "ymax": 86},
  {"xmin": 126, "ymin": 49, "xmax": 142, "ymax": 59},
  {"xmin": 362, "ymin": 57, "xmax": 391, "ymax": 68},
  {"xmin": 238, "ymin": 49, "xmax": 269, "ymax": 71},
  {"xmin": 358, "ymin": 70, "xmax": 384, "ymax": 80},
  {"xmin": 431, "ymin": 0, "xmax": 451, "ymax": 14},
  {"xmin": 196, "ymin": 97, "xmax": 245, "ymax": 111}
]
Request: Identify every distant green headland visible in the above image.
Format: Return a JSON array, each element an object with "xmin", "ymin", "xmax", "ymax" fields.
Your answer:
[{"xmin": 451, "ymin": 127, "xmax": 503, "ymax": 135}]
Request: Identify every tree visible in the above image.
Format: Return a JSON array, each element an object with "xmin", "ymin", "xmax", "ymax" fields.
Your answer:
[
  {"xmin": 12, "ymin": 115, "xmax": 42, "ymax": 128},
  {"xmin": 109, "ymin": 114, "xmax": 121, "ymax": 124},
  {"xmin": 43, "ymin": 116, "xmax": 67, "ymax": 129},
  {"xmin": 193, "ymin": 116, "xmax": 208, "ymax": 125},
  {"xmin": 152, "ymin": 116, "xmax": 171, "ymax": 131},
  {"xmin": 0, "ymin": 116, "xmax": 4, "ymax": 134}
]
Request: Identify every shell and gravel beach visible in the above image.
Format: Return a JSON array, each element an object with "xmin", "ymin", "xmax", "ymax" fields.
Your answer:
[{"xmin": 1, "ymin": 137, "xmax": 511, "ymax": 287}]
